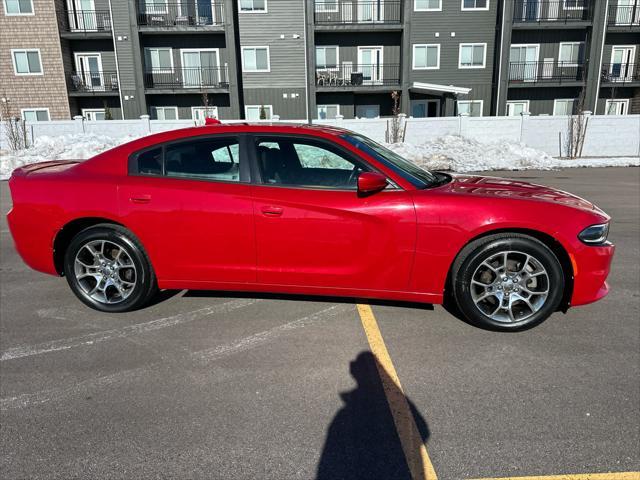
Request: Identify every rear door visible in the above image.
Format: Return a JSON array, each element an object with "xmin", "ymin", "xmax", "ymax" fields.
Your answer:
[
  {"xmin": 249, "ymin": 134, "xmax": 416, "ymax": 292},
  {"xmin": 118, "ymin": 134, "xmax": 256, "ymax": 284}
]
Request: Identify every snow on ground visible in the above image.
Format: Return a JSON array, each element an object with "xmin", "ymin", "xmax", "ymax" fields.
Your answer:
[{"xmin": 1, "ymin": 132, "xmax": 638, "ymax": 180}]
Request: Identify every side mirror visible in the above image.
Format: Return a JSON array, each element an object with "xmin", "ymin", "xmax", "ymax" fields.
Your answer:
[{"xmin": 357, "ymin": 171, "xmax": 388, "ymax": 195}]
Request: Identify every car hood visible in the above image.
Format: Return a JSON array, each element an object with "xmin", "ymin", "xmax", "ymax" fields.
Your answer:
[{"xmin": 440, "ymin": 174, "xmax": 598, "ymax": 212}]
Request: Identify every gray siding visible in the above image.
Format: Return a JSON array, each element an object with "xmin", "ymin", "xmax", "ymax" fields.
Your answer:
[
  {"xmin": 146, "ymin": 93, "xmax": 234, "ymax": 119},
  {"xmin": 507, "ymin": 86, "xmax": 583, "ymax": 115},
  {"xmin": 238, "ymin": 0, "xmax": 307, "ymax": 88},
  {"xmin": 243, "ymin": 87, "xmax": 307, "ymax": 119}
]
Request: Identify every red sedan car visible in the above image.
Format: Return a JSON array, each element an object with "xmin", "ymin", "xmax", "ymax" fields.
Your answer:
[{"xmin": 7, "ymin": 124, "xmax": 614, "ymax": 330}]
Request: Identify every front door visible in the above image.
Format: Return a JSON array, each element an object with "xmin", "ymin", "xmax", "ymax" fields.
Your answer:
[
  {"xmin": 118, "ymin": 135, "xmax": 255, "ymax": 284},
  {"xmin": 75, "ymin": 53, "xmax": 104, "ymax": 91},
  {"xmin": 358, "ymin": 47, "xmax": 383, "ymax": 85},
  {"xmin": 196, "ymin": 0, "xmax": 216, "ymax": 24},
  {"xmin": 357, "ymin": 0, "xmax": 382, "ymax": 22},
  {"xmin": 509, "ymin": 45, "xmax": 539, "ymax": 82},
  {"xmin": 181, "ymin": 49, "xmax": 219, "ymax": 88},
  {"xmin": 411, "ymin": 100, "xmax": 439, "ymax": 118},
  {"xmin": 67, "ymin": 0, "xmax": 96, "ymax": 31},
  {"xmin": 249, "ymin": 135, "xmax": 416, "ymax": 292},
  {"xmin": 521, "ymin": 0, "xmax": 539, "ymax": 21},
  {"xmin": 610, "ymin": 46, "xmax": 635, "ymax": 81}
]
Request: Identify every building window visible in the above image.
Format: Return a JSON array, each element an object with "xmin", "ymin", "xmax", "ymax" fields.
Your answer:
[
  {"xmin": 4, "ymin": 0, "xmax": 33, "ymax": 14},
  {"xmin": 356, "ymin": 105, "xmax": 380, "ymax": 118},
  {"xmin": 146, "ymin": 48, "xmax": 173, "ymax": 73},
  {"xmin": 553, "ymin": 99, "xmax": 575, "ymax": 115},
  {"xmin": 412, "ymin": 44, "xmax": 440, "ymax": 69},
  {"xmin": 21, "ymin": 108, "xmax": 49, "ymax": 121},
  {"xmin": 563, "ymin": 0, "xmax": 583, "ymax": 10},
  {"xmin": 317, "ymin": 105, "xmax": 340, "ymax": 119},
  {"xmin": 315, "ymin": 0, "xmax": 338, "ymax": 12},
  {"xmin": 461, "ymin": 0, "xmax": 488, "ymax": 10},
  {"xmin": 242, "ymin": 47, "xmax": 270, "ymax": 72},
  {"xmin": 558, "ymin": 42, "xmax": 583, "ymax": 66},
  {"xmin": 506, "ymin": 101, "xmax": 529, "ymax": 116},
  {"xmin": 239, "ymin": 0, "xmax": 266, "ymax": 12},
  {"xmin": 459, "ymin": 43, "xmax": 486, "ymax": 68},
  {"xmin": 12, "ymin": 49, "xmax": 42, "ymax": 75},
  {"xmin": 192, "ymin": 106, "xmax": 219, "ymax": 121},
  {"xmin": 605, "ymin": 99, "xmax": 629, "ymax": 115},
  {"xmin": 316, "ymin": 46, "xmax": 339, "ymax": 69},
  {"xmin": 457, "ymin": 100, "xmax": 483, "ymax": 116},
  {"xmin": 151, "ymin": 106, "xmax": 178, "ymax": 120},
  {"xmin": 82, "ymin": 109, "xmax": 106, "ymax": 121},
  {"xmin": 245, "ymin": 105, "xmax": 273, "ymax": 120},
  {"xmin": 414, "ymin": 0, "xmax": 441, "ymax": 11}
]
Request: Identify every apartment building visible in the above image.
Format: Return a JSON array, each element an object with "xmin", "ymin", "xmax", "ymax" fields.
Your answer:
[{"xmin": 1, "ymin": 0, "xmax": 638, "ymax": 121}]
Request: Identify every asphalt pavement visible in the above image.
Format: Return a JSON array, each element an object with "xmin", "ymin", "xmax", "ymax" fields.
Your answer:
[{"xmin": 1, "ymin": 167, "xmax": 638, "ymax": 480}]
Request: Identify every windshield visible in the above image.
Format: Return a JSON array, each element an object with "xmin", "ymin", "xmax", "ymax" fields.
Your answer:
[{"xmin": 341, "ymin": 133, "xmax": 438, "ymax": 188}]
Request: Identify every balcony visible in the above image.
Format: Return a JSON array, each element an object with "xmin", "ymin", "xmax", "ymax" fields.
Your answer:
[
  {"xmin": 144, "ymin": 67, "xmax": 230, "ymax": 91},
  {"xmin": 315, "ymin": 64, "xmax": 400, "ymax": 89},
  {"xmin": 601, "ymin": 63, "xmax": 639, "ymax": 84},
  {"xmin": 314, "ymin": 1, "xmax": 402, "ymax": 27},
  {"xmin": 508, "ymin": 61, "xmax": 585, "ymax": 85},
  {"xmin": 67, "ymin": 72, "xmax": 119, "ymax": 95},
  {"xmin": 137, "ymin": 1, "xmax": 224, "ymax": 29},
  {"xmin": 61, "ymin": 9, "xmax": 112, "ymax": 35},
  {"xmin": 512, "ymin": 0, "xmax": 592, "ymax": 25},
  {"xmin": 607, "ymin": 3, "xmax": 640, "ymax": 27}
]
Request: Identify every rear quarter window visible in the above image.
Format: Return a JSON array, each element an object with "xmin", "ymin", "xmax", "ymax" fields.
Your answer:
[{"xmin": 134, "ymin": 147, "xmax": 162, "ymax": 175}]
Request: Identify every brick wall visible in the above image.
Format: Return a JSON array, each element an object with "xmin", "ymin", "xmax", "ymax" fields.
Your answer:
[{"xmin": 0, "ymin": 0, "xmax": 70, "ymax": 120}]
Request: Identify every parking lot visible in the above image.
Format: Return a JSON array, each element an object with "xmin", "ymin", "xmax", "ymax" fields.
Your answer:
[{"xmin": 1, "ymin": 167, "xmax": 639, "ymax": 480}]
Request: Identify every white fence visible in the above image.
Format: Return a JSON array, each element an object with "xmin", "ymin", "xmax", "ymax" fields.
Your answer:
[{"xmin": 5, "ymin": 113, "xmax": 640, "ymax": 158}]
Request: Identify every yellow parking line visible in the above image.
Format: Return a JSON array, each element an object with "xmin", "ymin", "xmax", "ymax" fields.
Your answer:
[
  {"xmin": 471, "ymin": 473, "xmax": 640, "ymax": 480},
  {"xmin": 356, "ymin": 303, "xmax": 438, "ymax": 480}
]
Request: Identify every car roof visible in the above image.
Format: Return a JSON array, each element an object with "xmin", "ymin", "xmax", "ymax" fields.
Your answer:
[{"xmin": 168, "ymin": 122, "xmax": 351, "ymax": 137}]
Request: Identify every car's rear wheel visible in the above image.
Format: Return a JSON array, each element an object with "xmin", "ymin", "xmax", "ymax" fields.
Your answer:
[
  {"xmin": 451, "ymin": 233, "xmax": 564, "ymax": 331},
  {"xmin": 64, "ymin": 225, "xmax": 157, "ymax": 312}
]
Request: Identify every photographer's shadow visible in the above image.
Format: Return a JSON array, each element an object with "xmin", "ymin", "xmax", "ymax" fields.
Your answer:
[{"xmin": 316, "ymin": 352, "xmax": 431, "ymax": 480}]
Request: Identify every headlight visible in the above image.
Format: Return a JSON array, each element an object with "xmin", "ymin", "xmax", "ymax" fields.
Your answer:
[{"xmin": 578, "ymin": 223, "xmax": 609, "ymax": 245}]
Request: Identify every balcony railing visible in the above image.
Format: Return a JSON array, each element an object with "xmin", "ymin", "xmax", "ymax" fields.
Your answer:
[
  {"xmin": 601, "ymin": 63, "xmax": 639, "ymax": 83},
  {"xmin": 508, "ymin": 61, "xmax": 585, "ymax": 83},
  {"xmin": 137, "ymin": 1, "xmax": 224, "ymax": 27},
  {"xmin": 67, "ymin": 72, "xmax": 119, "ymax": 93},
  {"xmin": 144, "ymin": 67, "xmax": 229, "ymax": 89},
  {"xmin": 316, "ymin": 64, "xmax": 400, "ymax": 87},
  {"xmin": 314, "ymin": 1, "xmax": 402, "ymax": 24},
  {"xmin": 62, "ymin": 9, "xmax": 112, "ymax": 33},
  {"xmin": 607, "ymin": 3, "xmax": 640, "ymax": 26},
  {"xmin": 512, "ymin": 0, "xmax": 592, "ymax": 23}
]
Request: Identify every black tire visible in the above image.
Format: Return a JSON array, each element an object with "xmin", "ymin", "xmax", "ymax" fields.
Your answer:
[
  {"xmin": 451, "ymin": 233, "xmax": 564, "ymax": 331},
  {"xmin": 64, "ymin": 224, "xmax": 157, "ymax": 312}
]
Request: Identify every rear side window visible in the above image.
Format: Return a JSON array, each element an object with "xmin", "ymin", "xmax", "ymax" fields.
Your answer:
[
  {"xmin": 137, "ymin": 147, "xmax": 162, "ymax": 175},
  {"xmin": 165, "ymin": 138, "xmax": 240, "ymax": 182}
]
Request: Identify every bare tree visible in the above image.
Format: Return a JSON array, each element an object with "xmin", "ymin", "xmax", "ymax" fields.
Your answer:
[
  {"xmin": 1, "ymin": 97, "xmax": 28, "ymax": 151},
  {"xmin": 385, "ymin": 91, "xmax": 407, "ymax": 144},
  {"xmin": 200, "ymin": 91, "xmax": 217, "ymax": 122},
  {"xmin": 564, "ymin": 88, "xmax": 589, "ymax": 159}
]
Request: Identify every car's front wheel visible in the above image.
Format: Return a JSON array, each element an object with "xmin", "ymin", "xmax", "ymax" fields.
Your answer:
[
  {"xmin": 64, "ymin": 225, "xmax": 157, "ymax": 312},
  {"xmin": 451, "ymin": 233, "xmax": 564, "ymax": 331}
]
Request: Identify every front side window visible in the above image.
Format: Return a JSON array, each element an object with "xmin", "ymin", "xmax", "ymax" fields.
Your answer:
[
  {"xmin": 146, "ymin": 48, "xmax": 173, "ymax": 72},
  {"xmin": 317, "ymin": 104, "xmax": 339, "ymax": 119},
  {"xmin": 457, "ymin": 100, "xmax": 483, "ymax": 116},
  {"xmin": 255, "ymin": 137, "xmax": 368, "ymax": 189},
  {"xmin": 316, "ymin": 46, "xmax": 338, "ymax": 69},
  {"xmin": 12, "ymin": 49, "xmax": 42, "ymax": 75},
  {"xmin": 4, "ymin": 0, "xmax": 33, "ymax": 14},
  {"xmin": 239, "ymin": 0, "xmax": 266, "ymax": 12},
  {"xmin": 462, "ymin": 0, "xmax": 488, "ymax": 9},
  {"xmin": 413, "ymin": 44, "xmax": 440, "ymax": 69},
  {"xmin": 165, "ymin": 138, "xmax": 240, "ymax": 181},
  {"xmin": 415, "ymin": 0, "xmax": 441, "ymax": 10},
  {"xmin": 459, "ymin": 43, "xmax": 486, "ymax": 68},
  {"xmin": 558, "ymin": 42, "xmax": 583, "ymax": 66},
  {"xmin": 246, "ymin": 105, "xmax": 272, "ymax": 120},
  {"xmin": 21, "ymin": 108, "xmax": 49, "ymax": 121},
  {"xmin": 242, "ymin": 47, "xmax": 270, "ymax": 72}
]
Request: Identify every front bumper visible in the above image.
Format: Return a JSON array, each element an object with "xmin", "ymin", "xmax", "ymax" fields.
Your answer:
[{"xmin": 570, "ymin": 242, "xmax": 615, "ymax": 307}]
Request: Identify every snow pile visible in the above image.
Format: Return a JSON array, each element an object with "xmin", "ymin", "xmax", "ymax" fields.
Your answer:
[
  {"xmin": 1, "ymin": 132, "xmax": 638, "ymax": 181},
  {"xmin": 0, "ymin": 133, "xmax": 140, "ymax": 180}
]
